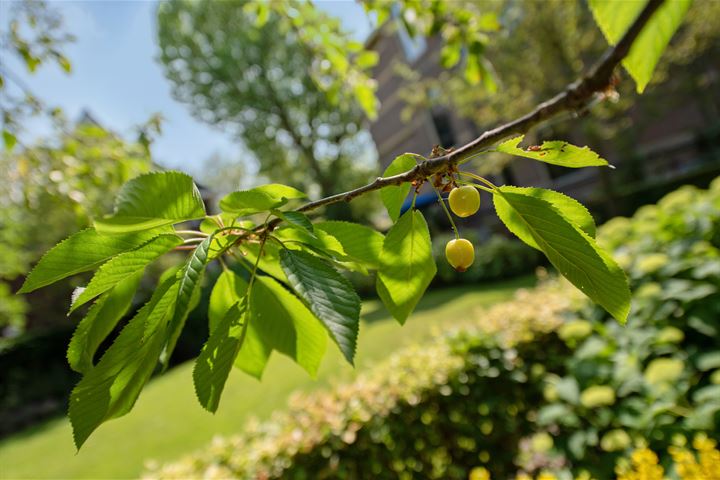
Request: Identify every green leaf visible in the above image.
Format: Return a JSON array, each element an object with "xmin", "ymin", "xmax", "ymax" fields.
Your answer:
[
  {"xmin": 2, "ymin": 129, "xmax": 17, "ymax": 151},
  {"xmin": 380, "ymin": 154, "xmax": 417, "ymax": 221},
  {"xmin": 70, "ymin": 277, "xmax": 178, "ymax": 449},
  {"xmin": 209, "ymin": 270, "xmax": 327, "ymax": 379},
  {"xmin": 314, "ymin": 221, "xmax": 385, "ymax": 269},
  {"xmin": 219, "ymin": 184, "xmax": 306, "ymax": 216},
  {"xmin": 440, "ymin": 40, "xmax": 462, "ymax": 69},
  {"xmin": 67, "ymin": 271, "xmax": 142, "ymax": 373},
  {"xmin": 193, "ymin": 301, "xmax": 248, "ymax": 412},
  {"xmin": 70, "ymin": 234, "xmax": 182, "ymax": 313},
  {"xmin": 161, "ymin": 236, "xmax": 211, "ymax": 366},
  {"xmin": 242, "ymin": 242, "xmax": 288, "ymax": 284},
  {"xmin": 376, "ymin": 209, "xmax": 436, "ymax": 324},
  {"xmin": 273, "ymin": 210, "xmax": 314, "ymax": 233},
  {"xmin": 19, "ymin": 228, "xmax": 162, "ymax": 293},
  {"xmin": 495, "ymin": 187, "xmax": 596, "ymax": 248},
  {"xmin": 589, "ymin": 0, "xmax": 691, "ymax": 93},
  {"xmin": 280, "ymin": 249, "xmax": 361, "ymax": 365},
  {"xmin": 274, "ymin": 225, "xmax": 346, "ymax": 258},
  {"xmin": 94, "ymin": 171, "xmax": 206, "ymax": 234},
  {"xmin": 354, "ymin": 82, "xmax": 378, "ymax": 120},
  {"xmin": 248, "ymin": 275, "xmax": 327, "ymax": 377},
  {"xmin": 493, "ymin": 188, "xmax": 630, "ymax": 322},
  {"xmin": 496, "ymin": 135, "xmax": 609, "ymax": 168}
]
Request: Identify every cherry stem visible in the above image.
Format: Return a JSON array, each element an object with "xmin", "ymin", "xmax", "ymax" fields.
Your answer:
[
  {"xmin": 456, "ymin": 179, "xmax": 495, "ymax": 194},
  {"xmin": 457, "ymin": 172, "xmax": 498, "ymax": 192},
  {"xmin": 431, "ymin": 185, "xmax": 460, "ymax": 240}
]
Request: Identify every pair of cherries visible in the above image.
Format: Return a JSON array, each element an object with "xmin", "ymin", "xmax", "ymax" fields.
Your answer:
[{"xmin": 445, "ymin": 186, "xmax": 480, "ymax": 272}]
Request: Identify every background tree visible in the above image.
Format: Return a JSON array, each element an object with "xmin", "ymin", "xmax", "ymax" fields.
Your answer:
[
  {"xmin": 0, "ymin": 122, "xmax": 153, "ymax": 337},
  {"xmin": 156, "ymin": 0, "xmax": 377, "ymax": 221},
  {"xmin": 0, "ymin": 0, "xmax": 74, "ymax": 148},
  {"xmin": 394, "ymin": 0, "xmax": 720, "ymax": 176}
]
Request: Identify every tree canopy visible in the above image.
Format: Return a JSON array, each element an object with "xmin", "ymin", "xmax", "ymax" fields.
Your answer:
[{"xmin": 156, "ymin": 0, "xmax": 376, "ymax": 219}]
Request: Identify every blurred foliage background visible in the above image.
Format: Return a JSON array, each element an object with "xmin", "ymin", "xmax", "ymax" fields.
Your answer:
[{"xmin": 0, "ymin": 0, "xmax": 719, "ymax": 477}]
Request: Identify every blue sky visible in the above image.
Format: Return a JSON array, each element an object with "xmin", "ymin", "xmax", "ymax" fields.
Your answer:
[{"xmin": 3, "ymin": 1, "xmax": 372, "ymax": 176}]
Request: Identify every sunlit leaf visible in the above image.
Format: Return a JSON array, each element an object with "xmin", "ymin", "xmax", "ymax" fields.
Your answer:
[
  {"xmin": 193, "ymin": 301, "xmax": 248, "ymax": 412},
  {"xmin": 494, "ymin": 187, "xmax": 630, "ymax": 322},
  {"xmin": 314, "ymin": 221, "xmax": 385, "ymax": 269},
  {"xmin": 589, "ymin": 0, "xmax": 691, "ymax": 93},
  {"xmin": 496, "ymin": 135, "xmax": 609, "ymax": 168},
  {"xmin": 496, "ymin": 187, "xmax": 596, "ymax": 246},
  {"xmin": 67, "ymin": 271, "xmax": 142, "ymax": 373},
  {"xmin": 380, "ymin": 154, "xmax": 417, "ymax": 222},
  {"xmin": 70, "ymin": 277, "xmax": 178, "ymax": 449},
  {"xmin": 19, "ymin": 228, "xmax": 163, "ymax": 293},
  {"xmin": 209, "ymin": 270, "xmax": 327, "ymax": 379},
  {"xmin": 219, "ymin": 184, "xmax": 305, "ymax": 216},
  {"xmin": 70, "ymin": 234, "xmax": 182, "ymax": 312},
  {"xmin": 376, "ymin": 209, "xmax": 436, "ymax": 324},
  {"xmin": 94, "ymin": 171, "xmax": 206, "ymax": 234},
  {"xmin": 161, "ymin": 236, "xmax": 211, "ymax": 366}
]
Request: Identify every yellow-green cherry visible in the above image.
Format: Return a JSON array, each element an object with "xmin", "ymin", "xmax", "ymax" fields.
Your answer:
[
  {"xmin": 448, "ymin": 186, "xmax": 480, "ymax": 217},
  {"xmin": 445, "ymin": 238, "xmax": 475, "ymax": 272}
]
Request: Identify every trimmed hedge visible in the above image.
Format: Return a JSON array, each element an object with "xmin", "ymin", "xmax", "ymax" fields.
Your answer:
[{"xmin": 146, "ymin": 178, "xmax": 720, "ymax": 479}]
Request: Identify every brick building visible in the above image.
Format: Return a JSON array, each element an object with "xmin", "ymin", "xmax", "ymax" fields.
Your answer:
[{"xmin": 366, "ymin": 15, "xmax": 720, "ymax": 233}]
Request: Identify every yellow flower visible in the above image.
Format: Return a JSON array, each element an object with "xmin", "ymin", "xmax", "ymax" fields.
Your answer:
[{"xmin": 617, "ymin": 448, "xmax": 664, "ymax": 480}]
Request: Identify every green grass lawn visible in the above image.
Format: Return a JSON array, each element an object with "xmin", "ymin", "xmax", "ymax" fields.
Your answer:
[{"xmin": 0, "ymin": 277, "xmax": 534, "ymax": 479}]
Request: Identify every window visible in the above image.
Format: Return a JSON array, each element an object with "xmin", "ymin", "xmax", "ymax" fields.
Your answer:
[{"xmin": 431, "ymin": 110, "xmax": 456, "ymax": 148}]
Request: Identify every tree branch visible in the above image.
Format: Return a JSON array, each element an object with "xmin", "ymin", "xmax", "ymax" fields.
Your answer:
[{"xmin": 264, "ymin": 0, "xmax": 664, "ymax": 229}]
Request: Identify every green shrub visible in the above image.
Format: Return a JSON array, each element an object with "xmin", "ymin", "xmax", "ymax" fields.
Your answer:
[
  {"xmin": 147, "ymin": 178, "xmax": 720, "ymax": 479},
  {"xmin": 528, "ymin": 178, "xmax": 720, "ymax": 478},
  {"xmin": 145, "ymin": 285, "xmax": 571, "ymax": 479}
]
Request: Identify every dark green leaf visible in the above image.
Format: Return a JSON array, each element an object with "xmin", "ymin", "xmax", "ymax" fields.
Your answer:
[
  {"xmin": 496, "ymin": 135, "xmax": 608, "ymax": 168},
  {"xmin": 161, "ymin": 236, "xmax": 211, "ymax": 366},
  {"xmin": 70, "ymin": 234, "xmax": 182, "ymax": 312},
  {"xmin": 70, "ymin": 277, "xmax": 178, "ymax": 449},
  {"xmin": 94, "ymin": 171, "xmax": 206, "ymax": 234},
  {"xmin": 494, "ymin": 188, "xmax": 630, "ymax": 322},
  {"xmin": 280, "ymin": 249, "xmax": 360, "ymax": 365},
  {"xmin": 376, "ymin": 209, "xmax": 436, "ymax": 324},
  {"xmin": 19, "ymin": 228, "xmax": 162, "ymax": 293},
  {"xmin": 380, "ymin": 154, "xmax": 417, "ymax": 222},
  {"xmin": 193, "ymin": 301, "xmax": 248, "ymax": 412},
  {"xmin": 589, "ymin": 0, "xmax": 691, "ymax": 93},
  {"xmin": 273, "ymin": 210, "xmax": 314, "ymax": 233},
  {"xmin": 67, "ymin": 271, "xmax": 142, "ymax": 373}
]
